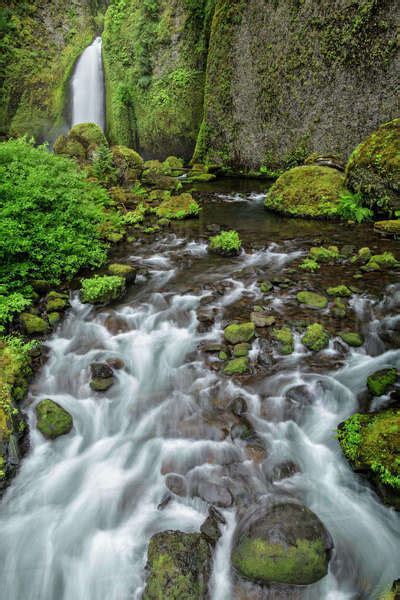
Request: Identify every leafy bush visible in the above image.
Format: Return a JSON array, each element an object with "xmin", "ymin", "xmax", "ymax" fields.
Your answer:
[
  {"xmin": 80, "ymin": 275, "xmax": 126, "ymax": 305},
  {"xmin": 337, "ymin": 191, "xmax": 373, "ymax": 223},
  {"xmin": 299, "ymin": 258, "xmax": 320, "ymax": 272},
  {"xmin": 92, "ymin": 144, "xmax": 118, "ymax": 185},
  {"xmin": 0, "ymin": 138, "xmax": 112, "ymax": 328},
  {"xmin": 208, "ymin": 230, "xmax": 242, "ymax": 256}
]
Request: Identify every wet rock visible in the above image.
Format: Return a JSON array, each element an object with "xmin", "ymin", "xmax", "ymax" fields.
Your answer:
[
  {"xmin": 271, "ymin": 461, "xmax": 300, "ymax": 481},
  {"xmin": 230, "ymin": 396, "xmax": 248, "ymax": 416},
  {"xmin": 339, "ymin": 331, "xmax": 364, "ymax": 347},
  {"xmin": 197, "ymin": 308, "xmax": 216, "ymax": 324},
  {"xmin": 367, "ymin": 368, "xmax": 398, "ymax": 396},
  {"xmin": 224, "ymin": 322, "xmax": 255, "ymax": 344},
  {"xmin": 270, "ymin": 276, "xmax": 292, "ymax": 289},
  {"xmin": 20, "ymin": 313, "xmax": 50, "ymax": 335},
  {"xmin": 224, "ymin": 357, "xmax": 249, "ymax": 375},
  {"xmin": 106, "ymin": 357, "xmax": 125, "ymax": 370},
  {"xmin": 90, "ymin": 377, "xmax": 114, "ymax": 392},
  {"xmin": 165, "ymin": 473, "xmax": 188, "ymax": 497},
  {"xmin": 200, "ymin": 341, "xmax": 224, "ymax": 353},
  {"xmin": 271, "ymin": 327, "xmax": 294, "ymax": 355},
  {"xmin": 233, "ymin": 343, "xmax": 251, "ymax": 357},
  {"xmin": 283, "ymin": 385, "xmax": 316, "ymax": 422},
  {"xmin": 157, "ymin": 493, "xmax": 172, "ymax": 511},
  {"xmin": 374, "ymin": 220, "xmax": 400, "ymax": 237},
  {"xmin": 35, "ymin": 399, "xmax": 73, "ymax": 440},
  {"xmin": 200, "ymin": 506, "xmax": 226, "ymax": 545},
  {"xmin": 251, "ymin": 312, "xmax": 276, "ymax": 328},
  {"xmin": 231, "ymin": 498, "xmax": 333, "ymax": 585},
  {"xmin": 45, "ymin": 291, "xmax": 69, "ymax": 312},
  {"xmin": 296, "ymin": 291, "xmax": 328, "ymax": 309},
  {"xmin": 91, "ymin": 362, "xmax": 113, "ymax": 379},
  {"xmin": 142, "ymin": 530, "xmax": 211, "ymax": 600},
  {"xmin": 107, "ymin": 263, "xmax": 137, "ymax": 283},
  {"xmin": 206, "ymin": 224, "xmax": 221, "ymax": 233},
  {"xmin": 197, "ymin": 480, "xmax": 233, "ymax": 508},
  {"xmin": 48, "ymin": 312, "xmax": 61, "ymax": 327}
]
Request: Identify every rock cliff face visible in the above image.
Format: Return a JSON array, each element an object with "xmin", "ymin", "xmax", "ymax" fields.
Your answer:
[
  {"xmin": 195, "ymin": 0, "xmax": 400, "ymax": 169},
  {"xmin": 0, "ymin": 0, "xmax": 105, "ymax": 140}
]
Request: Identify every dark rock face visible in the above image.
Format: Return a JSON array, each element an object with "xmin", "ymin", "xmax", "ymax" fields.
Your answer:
[
  {"xmin": 231, "ymin": 498, "xmax": 333, "ymax": 586},
  {"xmin": 142, "ymin": 530, "xmax": 212, "ymax": 600}
]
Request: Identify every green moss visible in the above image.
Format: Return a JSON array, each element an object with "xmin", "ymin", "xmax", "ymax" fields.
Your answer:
[
  {"xmin": 208, "ymin": 230, "xmax": 242, "ymax": 256},
  {"xmin": 80, "ymin": 275, "xmax": 126, "ymax": 305},
  {"xmin": 218, "ymin": 350, "xmax": 228, "ymax": 361},
  {"xmin": 367, "ymin": 368, "xmax": 397, "ymax": 397},
  {"xmin": 111, "ymin": 145, "xmax": 144, "ymax": 184},
  {"xmin": 326, "ymin": 285, "xmax": 352, "ymax": 297},
  {"xmin": 232, "ymin": 536, "xmax": 327, "ymax": 585},
  {"xmin": 224, "ymin": 322, "xmax": 255, "ymax": 344},
  {"xmin": 54, "ymin": 123, "xmax": 108, "ymax": 163},
  {"xmin": 259, "ymin": 281, "xmax": 273, "ymax": 293},
  {"xmin": 186, "ymin": 173, "xmax": 216, "ymax": 183},
  {"xmin": 233, "ymin": 343, "xmax": 251, "ymax": 357},
  {"xmin": 223, "ymin": 357, "xmax": 249, "ymax": 375},
  {"xmin": 302, "ymin": 323, "xmax": 329, "ymax": 352},
  {"xmin": 296, "ymin": 291, "xmax": 328, "ymax": 309},
  {"xmin": 20, "ymin": 313, "xmax": 49, "ymax": 336},
  {"xmin": 299, "ymin": 258, "xmax": 320, "ymax": 272},
  {"xmin": 339, "ymin": 332, "xmax": 364, "ymax": 347},
  {"xmin": 107, "ymin": 263, "xmax": 136, "ymax": 281},
  {"xmin": 338, "ymin": 409, "xmax": 400, "ymax": 493},
  {"xmin": 362, "ymin": 252, "xmax": 399, "ymax": 272},
  {"xmin": 309, "ymin": 246, "xmax": 339, "ymax": 262},
  {"xmin": 332, "ymin": 297, "xmax": 347, "ymax": 318},
  {"xmin": 374, "ymin": 220, "xmax": 400, "ymax": 237},
  {"xmin": 156, "ymin": 193, "xmax": 200, "ymax": 220},
  {"xmin": 35, "ymin": 399, "xmax": 73, "ymax": 440},
  {"xmin": 48, "ymin": 312, "xmax": 61, "ymax": 327},
  {"xmin": 271, "ymin": 326, "xmax": 294, "ymax": 355},
  {"xmin": 264, "ymin": 166, "xmax": 347, "ymax": 219},
  {"xmin": 46, "ymin": 292, "xmax": 69, "ymax": 313},
  {"xmin": 346, "ymin": 119, "xmax": 400, "ymax": 213}
]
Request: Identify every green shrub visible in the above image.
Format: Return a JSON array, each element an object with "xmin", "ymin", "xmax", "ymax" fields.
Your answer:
[
  {"xmin": 337, "ymin": 191, "xmax": 373, "ymax": 223},
  {"xmin": 0, "ymin": 138, "xmax": 112, "ymax": 329},
  {"xmin": 208, "ymin": 230, "xmax": 242, "ymax": 256},
  {"xmin": 80, "ymin": 275, "xmax": 126, "ymax": 305},
  {"xmin": 299, "ymin": 258, "xmax": 320, "ymax": 272}
]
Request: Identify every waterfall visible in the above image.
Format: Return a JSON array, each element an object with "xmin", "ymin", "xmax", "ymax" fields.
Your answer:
[{"xmin": 71, "ymin": 37, "xmax": 105, "ymax": 130}]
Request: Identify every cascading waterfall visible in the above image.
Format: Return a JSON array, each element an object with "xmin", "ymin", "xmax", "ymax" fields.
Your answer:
[
  {"xmin": 71, "ymin": 37, "xmax": 105, "ymax": 129},
  {"xmin": 1, "ymin": 193, "xmax": 400, "ymax": 599}
]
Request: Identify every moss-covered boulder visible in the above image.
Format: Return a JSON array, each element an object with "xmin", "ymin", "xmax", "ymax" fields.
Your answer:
[
  {"xmin": 20, "ymin": 313, "xmax": 50, "ymax": 335},
  {"xmin": 208, "ymin": 230, "xmax": 242, "ymax": 257},
  {"xmin": 345, "ymin": 119, "xmax": 400, "ymax": 213},
  {"xmin": 231, "ymin": 499, "xmax": 333, "ymax": 585},
  {"xmin": 107, "ymin": 263, "xmax": 137, "ymax": 283},
  {"xmin": 111, "ymin": 145, "xmax": 144, "ymax": 184},
  {"xmin": 35, "ymin": 399, "xmax": 73, "ymax": 440},
  {"xmin": 80, "ymin": 275, "xmax": 126, "ymax": 305},
  {"xmin": 367, "ymin": 368, "xmax": 398, "ymax": 397},
  {"xmin": 45, "ymin": 291, "xmax": 69, "ymax": 313},
  {"xmin": 265, "ymin": 166, "xmax": 346, "ymax": 218},
  {"xmin": 302, "ymin": 324, "xmax": 330, "ymax": 352},
  {"xmin": 0, "ymin": 337, "xmax": 33, "ymax": 489},
  {"xmin": 223, "ymin": 357, "xmax": 249, "ymax": 375},
  {"xmin": 338, "ymin": 409, "xmax": 400, "ymax": 509},
  {"xmin": 271, "ymin": 327, "xmax": 294, "ymax": 355},
  {"xmin": 233, "ymin": 343, "xmax": 251, "ymax": 357},
  {"xmin": 224, "ymin": 322, "xmax": 255, "ymax": 344},
  {"xmin": 361, "ymin": 252, "xmax": 399, "ymax": 272},
  {"xmin": 142, "ymin": 530, "xmax": 211, "ymax": 600},
  {"xmin": 156, "ymin": 193, "xmax": 200, "ymax": 220},
  {"xmin": 54, "ymin": 123, "xmax": 107, "ymax": 162},
  {"xmin": 339, "ymin": 331, "xmax": 364, "ymax": 347},
  {"xmin": 296, "ymin": 291, "xmax": 328, "ymax": 309},
  {"xmin": 374, "ymin": 220, "xmax": 400, "ymax": 237}
]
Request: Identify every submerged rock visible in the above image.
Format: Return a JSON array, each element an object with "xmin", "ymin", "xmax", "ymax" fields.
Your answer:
[
  {"xmin": 265, "ymin": 165, "xmax": 346, "ymax": 218},
  {"xmin": 231, "ymin": 498, "xmax": 333, "ymax": 585},
  {"xmin": 35, "ymin": 399, "xmax": 73, "ymax": 439},
  {"xmin": 142, "ymin": 530, "xmax": 211, "ymax": 600},
  {"xmin": 296, "ymin": 291, "xmax": 328, "ymax": 309}
]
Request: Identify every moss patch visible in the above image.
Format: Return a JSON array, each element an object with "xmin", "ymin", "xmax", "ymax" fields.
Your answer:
[
  {"xmin": 296, "ymin": 291, "xmax": 328, "ymax": 309},
  {"xmin": 302, "ymin": 323, "xmax": 329, "ymax": 352},
  {"xmin": 265, "ymin": 166, "xmax": 346, "ymax": 219},
  {"xmin": 271, "ymin": 327, "xmax": 294, "ymax": 355},
  {"xmin": 326, "ymin": 285, "xmax": 352, "ymax": 297},
  {"xmin": 20, "ymin": 313, "xmax": 50, "ymax": 336},
  {"xmin": 224, "ymin": 322, "xmax": 255, "ymax": 344},
  {"xmin": 208, "ymin": 230, "xmax": 242, "ymax": 256},
  {"xmin": 35, "ymin": 399, "xmax": 73, "ymax": 440},
  {"xmin": 80, "ymin": 275, "xmax": 126, "ymax": 305},
  {"xmin": 374, "ymin": 220, "xmax": 400, "ymax": 237},
  {"xmin": 339, "ymin": 332, "xmax": 364, "ymax": 347},
  {"xmin": 223, "ymin": 357, "xmax": 249, "ymax": 375},
  {"xmin": 156, "ymin": 194, "xmax": 200, "ymax": 220},
  {"xmin": 367, "ymin": 368, "xmax": 397, "ymax": 397}
]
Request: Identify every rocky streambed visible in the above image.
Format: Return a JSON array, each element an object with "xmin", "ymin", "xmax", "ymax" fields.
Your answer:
[{"xmin": 0, "ymin": 187, "xmax": 400, "ymax": 599}]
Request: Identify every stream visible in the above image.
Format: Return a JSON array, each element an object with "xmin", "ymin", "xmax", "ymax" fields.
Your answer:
[{"xmin": 0, "ymin": 190, "xmax": 400, "ymax": 599}]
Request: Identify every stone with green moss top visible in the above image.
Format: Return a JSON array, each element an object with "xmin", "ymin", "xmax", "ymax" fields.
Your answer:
[
  {"xmin": 231, "ymin": 500, "xmax": 332, "ymax": 585},
  {"xmin": 224, "ymin": 322, "xmax": 255, "ymax": 344},
  {"xmin": 367, "ymin": 368, "xmax": 397, "ymax": 397},
  {"xmin": 20, "ymin": 313, "xmax": 50, "ymax": 335},
  {"xmin": 48, "ymin": 312, "xmax": 61, "ymax": 327},
  {"xmin": 332, "ymin": 297, "xmax": 347, "ymax": 318},
  {"xmin": 326, "ymin": 285, "xmax": 352, "ymax": 297},
  {"xmin": 142, "ymin": 530, "xmax": 211, "ymax": 600},
  {"xmin": 107, "ymin": 263, "xmax": 136, "ymax": 282},
  {"xmin": 186, "ymin": 173, "xmax": 216, "ymax": 183},
  {"xmin": 265, "ymin": 166, "xmax": 347, "ymax": 219},
  {"xmin": 362, "ymin": 252, "xmax": 399, "ymax": 272},
  {"xmin": 208, "ymin": 230, "xmax": 242, "ymax": 257},
  {"xmin": 111, "ymin": 145, "xmax": 144, "ymax": 184},
  {"xmin": 35, "ymin": 399, "xmax": 73, "ymax": 439},
  {"xmin": 302, "ymin": 324, "xmax": 329, "ymax": 351},
  {"xmin": 309, "ymin": 246, "xmax": 339, "ymax": 262},
  {"xmin": 271, "ymin": 327, "xmax": 294, "ymax": 355},
  {"xmin": 233, "ymin": 343, "xmax": 251, "ymax": 357},
  {"xmin": 296, "ymin": 291, "xmax": 328, "ymax": 309},
  {"xmin": 259, "ymin": 281, "xmax": 273, "ymax": 293},
  {"xmin": 55, "ymin": 123, "xmax": 107, "ymax": 162},
  {"xmin": 80, "ymin": 275, "xmax": 126, "ymax": 305},
  {"xmin": 46, "ymin": 292, "xmax": 69, "ymax": 313},
  {"xmin": 345, "ymin": 118, "xmax": 400, "ymax": 213},
  {"xmin": 338, "ymin": 409, "xmax": 400, "ymax": 508},
  {"xmin": 223, "ymin": 357, "xmax": 249, "ymax": 375},
  {"xmin": 374, "ymin": 221, "xmax": 400, "ymax": 237},
  {"xmin": 339, "ymin": 332, "xmax": 364, "ymax": 347},
  {"xmin": 351, "ymin": 247, "xmax": 371, "ymax": 265},
  {"xmin": 156, "ymin": 193, "xmax": 200, "ymax": 220}
]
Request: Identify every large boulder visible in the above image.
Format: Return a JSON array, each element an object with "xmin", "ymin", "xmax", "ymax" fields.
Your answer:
[
  {"xmin": 142, "ymin": 530, "xmax": 211, "ymax": 600},
  {"xmin": 346, "ymin": 118, "xmax": 400, "ymax": 213},
  {"xmin": 35, "ymin": 399, "xmax": 73, "ymax": 439},
  {"xmin": 111, "ymin": 145, "xmax": 144, "ymax": 184},
  {"xmin": 231, "ymin": 498, "xmax": 333, "ymax": 586},
  {"xmin": 54, "ymin": 123, "xmax": 107, "ymax": 162},
  {"xmin": 155, "ymin": 193, "xmax": 200, "ymax": 220},
  {"xmin": 265, "ymin": 166, "xmax": 346, "ymax": 218},
  {"xmin": 338, "ymin": 409, "xmax": 400, "ymax": 509}
]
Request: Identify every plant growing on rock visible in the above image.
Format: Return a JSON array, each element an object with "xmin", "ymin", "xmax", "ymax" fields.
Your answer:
[
  {"xmin": 208, "ymin": 230, "xmax": 242, "ymax": 256},
  {"xmin": 80, "ymin": 275, "xmax": 126, "ymax": 305}
]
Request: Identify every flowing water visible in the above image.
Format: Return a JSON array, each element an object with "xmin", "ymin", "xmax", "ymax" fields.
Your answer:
[
  {"xmin": 71, "ymin": 37, "xmax": 105, "ymax": 129},
  {"xmin": 0, "ymin": 192, "xmax": 400, "ymax": 599}
]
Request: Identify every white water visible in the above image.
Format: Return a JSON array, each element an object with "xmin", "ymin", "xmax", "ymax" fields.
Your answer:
[
  {"xmin": 71, "ymin": 37, "xmax": 105, "ymax": 129},
  {"xmin": 0, "ymin": 234, "xmax": 400, "ymax": 599}
]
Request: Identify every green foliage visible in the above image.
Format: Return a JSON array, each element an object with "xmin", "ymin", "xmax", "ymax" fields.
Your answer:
[
  {"xmin": 92, "ymin": 145, "xmax": 118, "ymax": 185},
  {"xmin": 208, "ymin": 230, "xmax": 241, "ymax": 255},
  {"xmin": 337, "ymin": 414, "xmax": 363, "ymax": 462},
  {"xmin": 309, "ymin": 246, "xmax": 339, "ymax": 262},
  {"xmin": 326, "ymin": 285, "xmax": 352, "ymax": 297},
  {"xmin": 367, "ymin": 368, "xmax": 398, "ymax": 397},
  {"xmin": 224, "ymin": 322, "xmax": 255, "ymax": 344},
  {"xmin": 80, "ymin": 275, "xmax": 126, "ymax": 304},
  {"xmin": 296, "ymin": 291, "xmax": 328, "ymax": 309},
  {"xmin": 271, "ymin": 326, "xmax": 294, "ymax": 355},
  {"xmin": 299, "ymin": 258, "xmax": 320, "ymax": 272},
  {"xmin": 302, "ymin": 323, "xmax": 329, "ymax": 352},
  {"xmin": 337, "ymin": 190, "xmax": 373, "ymax": 223},
  {"xmin": 0, "ymin": 138, "xmax": 111, "ymax": 329},
  {"xmin": 156, "ymin": 194, "xmax": 201, "ymax": 220}
]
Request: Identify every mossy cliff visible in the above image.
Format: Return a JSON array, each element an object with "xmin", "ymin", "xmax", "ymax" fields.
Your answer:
[
  {"xmin": 0, "ymin": 0, "xmax": 105, "ymax": 140},
  {"xmin": 195, "ymin": 0, "xmax": 399, "ymax": 170},
  {"xmin": 102, "ymin": 0, "xmax": 215, "ymax": 159}
]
